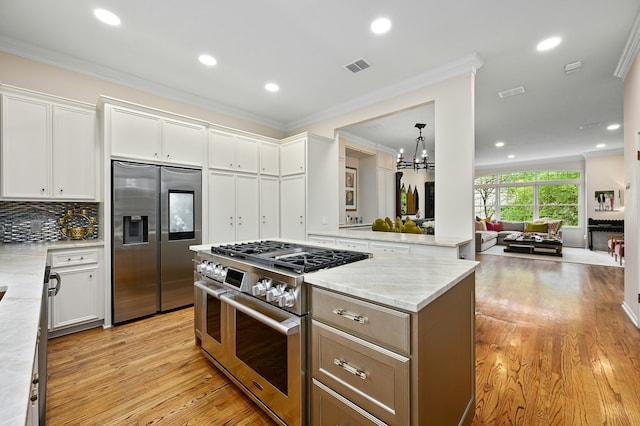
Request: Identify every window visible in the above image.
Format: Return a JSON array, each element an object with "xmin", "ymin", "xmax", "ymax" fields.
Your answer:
[{"xmin": 474, "ymin": 171, "xmax": 580, "ymax": 226}]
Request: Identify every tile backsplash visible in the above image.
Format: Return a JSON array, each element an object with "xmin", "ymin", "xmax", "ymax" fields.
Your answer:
[{"xmin": 0, "ymin": 201, "xmax": 100, "ymax": 243}]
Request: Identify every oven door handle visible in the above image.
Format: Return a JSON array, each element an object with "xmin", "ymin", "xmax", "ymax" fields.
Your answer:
[
  {"xmin": 195, "ymin": 281, "xmax": 227, "ymax": 299},
  {"xmin": 220, "ymin": 294, "xmax": 300, "ymax": 336}
]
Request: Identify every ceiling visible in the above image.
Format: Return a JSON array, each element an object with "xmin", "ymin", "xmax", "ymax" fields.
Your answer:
[{"xmin": 0, "ymin": 1, "xmax": 637, "ymax": 168}]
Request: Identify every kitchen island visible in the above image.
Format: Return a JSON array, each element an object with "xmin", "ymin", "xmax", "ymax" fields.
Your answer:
[
  {"xmin": 308, "ymin": 228, "xmax": 472, "ymax": 259},
  {"xmin": 306, "ymin": 250, "xmax": 478, "ymax": 425},
  {"xmin": 0, "ymin": 240, "xmax": 104, "ymax": 425},
  {"xmin": 191, "ymin": 240, "xmax": 478, "ymax": 425}
]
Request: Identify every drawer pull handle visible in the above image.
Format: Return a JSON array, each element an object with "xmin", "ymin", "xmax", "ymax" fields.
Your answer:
[
  {"xmin": 334, "ymin": 358, "xmax": 367, "ymax": 380},
  {"xmin": 332, "ymin": 308, "xmax": 368, "ymax": 324}
]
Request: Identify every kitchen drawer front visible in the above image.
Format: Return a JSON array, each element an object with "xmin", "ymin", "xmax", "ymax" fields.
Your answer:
[
  {"xmin": 50, "ymin": 249, "xmax": 98, "ymax": 267},
  {"xmin": 312, "ymin": 321, "xmax": 410, "ymax": 425},
  {"xmin": 312, "ymin": 378, "xmax": 387, "ymax": 426},
  {"xmin": 311, "ymin": 287, "xmax": 410, "ymax": 354}
]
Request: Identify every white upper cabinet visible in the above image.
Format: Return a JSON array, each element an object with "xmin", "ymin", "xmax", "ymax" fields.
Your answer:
[
  {"xmin": 108, "ymin": 106, "xmax": 161, "ymax": 160},
  {"xmin": 1, "ymin": 87, "xmax": 96, "ymax": 200},
  {"xmin": 52, "ymin": 105, "xmax": 96, "ymax": 199},
  {"xmin": 208, "ymin": 129, "xmax": 259, "ymax": 174},
  {"xmin": 104, "ymin": 100, "xmax": 206, "ymax": 167},
  {"xmin": 259, "ymin": 141, "xmax": 279, "ymax": 175},
  {"xmin": 280, "ymin": 137, "xmax": 306, "ymax": 176},
  {"xmin": 161, "ymin": 118, "xmax": 206, "ymax": 165}
]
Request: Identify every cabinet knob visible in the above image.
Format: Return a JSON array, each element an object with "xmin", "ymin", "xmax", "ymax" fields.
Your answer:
[
  {"xmin": 41, "ymin": 188, "xmax": 45, "ymax": 192},
  {"xmin": 59, "ymin": 189, "xmax": 63, "ymax": 193},
  {"xmin": 166, "ymin": 154, "xmax": 170, "ymax": 159},
  {"xmin": 67, "ymin": 258, "xmax": 71, "ymax": 261}
]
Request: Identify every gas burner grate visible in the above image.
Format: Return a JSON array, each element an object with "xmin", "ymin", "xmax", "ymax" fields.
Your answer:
[{"xmin": 211, "ymin": 240, "xmax": 371, "ymax": 274}]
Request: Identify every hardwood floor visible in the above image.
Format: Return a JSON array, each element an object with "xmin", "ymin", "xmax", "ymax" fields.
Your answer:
[
  {"xmin": 46, "ymin": 254, "xmax": 640, "ymax": 425},
  {"xmin": 46, "ymin": 308, "xmax": 276, "ymax": 425},
  {"xmin": 473, "ymin": 254, "xmax": 640, "ymax": 425}
]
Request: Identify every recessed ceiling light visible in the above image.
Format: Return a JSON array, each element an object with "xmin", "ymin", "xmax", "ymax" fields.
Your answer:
[
  {"xmin": 265, "ymin": 83, "xmax": 279, "ymax": 92},
  {"xmin": 537, "ymin": 36, "xmax": 561, "ymax": 51},
  {"xmin": 508, "ymin": 154, "xmax": 515, "ymax": 159},
  {"xmin": 198, "ymin": 54, "xmax": 217, "ymax": 66},
  {"xmin": 495, "ymin": 141, "xmax": 505, "ymax": 148},
  {"xmin": 94, "ymin": 8, "xmax": 121, "ymax": 26},
  {"xmin": 371, "ymin": 18, "xmax": 391, "ymax": 34},
  {"xmin": 596, "ymin": 143, "xmax": 606, "ymax": 148},
  {"xmin": 607, "ymin": 124, "xmax": 620, "ymax": 130}
]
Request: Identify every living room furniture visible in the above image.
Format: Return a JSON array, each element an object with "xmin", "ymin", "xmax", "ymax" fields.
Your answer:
[
  {"xmin": 503, "ymin": 234, "xmax": 563, "ymax": 257},
  {"xmin": 607, "ymin": 233, "xmax": 624, "ymax": 256},
  {"xmin": 614, "ymin": 241, "xmax": 625, "ymax": 265},
  {"xmin": 587, "ymin": 218, "xmax": 624, "ymax": 250},
  {"xmin": 475, "ymin": 219, "xmax": 563, "ymax": 252}
]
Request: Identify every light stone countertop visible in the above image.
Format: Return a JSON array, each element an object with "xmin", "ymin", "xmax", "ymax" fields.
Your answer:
[
  {"xmin": 308, "ymin": 229, "xmax": 472, "ymax": 248},
  {"xmin": 0, "ymin": 240, "xmax": 104, "ymax": 426},
  {"xmin": 190, "ymin": 241, "xmax": 479, "ymax": 313},
  {"xmin": 304, "ymin": 253, "xmax": 478, "ymax": 312}
]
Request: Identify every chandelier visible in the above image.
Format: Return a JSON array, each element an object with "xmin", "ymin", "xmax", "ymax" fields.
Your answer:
[{"xmin": 396, "ymin": 123, "xmax": 434, "ymax": 171}]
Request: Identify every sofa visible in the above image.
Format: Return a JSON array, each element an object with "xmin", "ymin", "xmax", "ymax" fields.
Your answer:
[{"xmin": 475, "ymin": 219, "xmax": 563, "ymax": 252}]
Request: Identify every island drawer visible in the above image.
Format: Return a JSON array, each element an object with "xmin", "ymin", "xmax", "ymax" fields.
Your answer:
[
  {"xmin": 311, "ymin": 287, "xmax": 410, "ymax": 354},
  {"xmin": 50, "ymin": 249, "xmax": 99, "ymax": 267},
  {"xmin": 312, "ymin": 378, "xmax": 387, "ymax": 426},
  {"xmin": 311, "ymin": 320, "xmax": 410, "ymax": 426}
]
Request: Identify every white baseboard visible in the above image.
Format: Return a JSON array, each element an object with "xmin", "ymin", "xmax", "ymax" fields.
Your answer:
[{"xmin": 621, "ymin": 301, "xmax": 640, "ymax": 328}]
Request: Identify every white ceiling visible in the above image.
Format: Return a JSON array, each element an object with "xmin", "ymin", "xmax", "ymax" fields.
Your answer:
[{"xmin": 0, "ymin": 0, "xmax": 637, "ymax": 168}]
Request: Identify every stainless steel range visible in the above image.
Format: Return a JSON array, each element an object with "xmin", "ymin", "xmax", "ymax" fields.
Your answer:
[{"xmin": 193, "ymin": 240, "xmax": 371, "ymax": 426}]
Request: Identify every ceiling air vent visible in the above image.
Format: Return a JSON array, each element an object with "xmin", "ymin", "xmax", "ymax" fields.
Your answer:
[
  {"xmin": 497, "ymin": 86, "xmax": 526, "ymax": 99},
  {"xmin": 345, "ymin": 58, "xmax": 371, "ymax": 73}
]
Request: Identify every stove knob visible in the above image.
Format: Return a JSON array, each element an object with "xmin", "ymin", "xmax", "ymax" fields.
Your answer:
[
  {"xmin": 204, "ymin": 262, "xmax": 214, "ymax": 275},
  {"xmin": 196, "ymin": 261, "xmax": 205, "ymax": 273},
  {"xmin": 266, "ymin": 286, "xmax": 284, "ymax": 302},
  {"xmin": 278, "ymin": 289, "xmax": 296, "ymax": 308},
  {"xmin": 252, "ymin": 278, "xmax": 272, "ymax": 296}
]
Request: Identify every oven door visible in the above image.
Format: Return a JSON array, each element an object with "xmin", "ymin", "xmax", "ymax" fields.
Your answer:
[
  {"xmin": 221, "ymin": 293, "xmax": 306, "ymax": 426},
  {"xmin": 195, "ymin": 281, "xmax": 228, "ymax": 365}
]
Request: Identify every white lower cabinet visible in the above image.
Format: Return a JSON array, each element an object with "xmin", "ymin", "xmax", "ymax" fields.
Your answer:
[
  {"xmin": 259, "ymin": 176, "xmax": 279, "ymax": 239},
  {"xmin": 280, "ymin": 175, "xmax": 306, "ymax": 241},
  {"xmin": 208, "ymin": 172, "xmax": 259, "ymax": 243},
  {"xmin": 48, "ymin": 248, "xmax": 104, "ymax": 334}
]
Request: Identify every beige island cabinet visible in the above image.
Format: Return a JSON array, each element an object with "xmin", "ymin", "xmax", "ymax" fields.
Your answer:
[{"xmin": 305, "ymin": 252, "xmax": 478, "ymax": 425}]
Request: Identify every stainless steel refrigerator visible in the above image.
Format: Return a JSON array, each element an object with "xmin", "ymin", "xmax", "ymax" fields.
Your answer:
[{"xmin": 112, "ymin": 161, "xmax": 202, "ymax": 324}]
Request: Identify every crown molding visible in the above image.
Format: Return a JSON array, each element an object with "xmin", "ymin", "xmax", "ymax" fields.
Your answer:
[
  {"xmin": 0, "ymin": 37, "xmax": 287, "ymax": 131},
  {"xmin": 285, "ymin": 53, "xmax": 484, "ymax": 131},
  {"xmin": 339, "ymin": 130, "xmax": 397, "ymax": 155},
  {"xmin": 0, "ymin": 35, "xmax": 483, "ymax": 134},
  {"xmin": 614, "ymin": 10, "xmax": 640, "ymax": 79}
]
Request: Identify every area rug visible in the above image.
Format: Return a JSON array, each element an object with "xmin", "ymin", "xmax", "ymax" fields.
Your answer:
[{"xmin": 479, "ymin": 245, "xmax": 623, "ymax": 267}]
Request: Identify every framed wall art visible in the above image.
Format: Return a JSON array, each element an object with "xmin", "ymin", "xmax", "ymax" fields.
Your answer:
[{"xmin": 345, "ymin": 167, "xmax": 357, "ymax": 211}]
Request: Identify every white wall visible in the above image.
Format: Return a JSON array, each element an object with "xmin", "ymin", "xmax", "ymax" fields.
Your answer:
[
  {"xmin": 291, "ymin": 72, "xmax": 477, "ymax": 260},
  {"xmin": 622, "ymin": 50, "xmax": 640, "ymax": 328}
]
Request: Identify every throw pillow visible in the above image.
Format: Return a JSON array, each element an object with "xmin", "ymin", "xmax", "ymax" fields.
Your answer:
[
  {"xmin": 547, "ymin": 220, "xmax": 563, "ymax": 233},
  {"xmin": 492, "ymin": 222, "xmax": 503, "ymax": 231},
  {"xmin": 525, "ymin": 222, "xmax": 548, "ymax": 233},
  {"xmin": 486, "ymin": 221, "xmax": 496, "ymax": 231},
  {"xmin": 475, "ymin": 220, "xmax": 487, "ymax": 231}
]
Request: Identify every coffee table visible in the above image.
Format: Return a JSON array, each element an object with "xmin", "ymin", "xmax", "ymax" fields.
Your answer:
[{"xmin": 503, "ymin": 234, "xmax": 563, "ymax": 257}]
